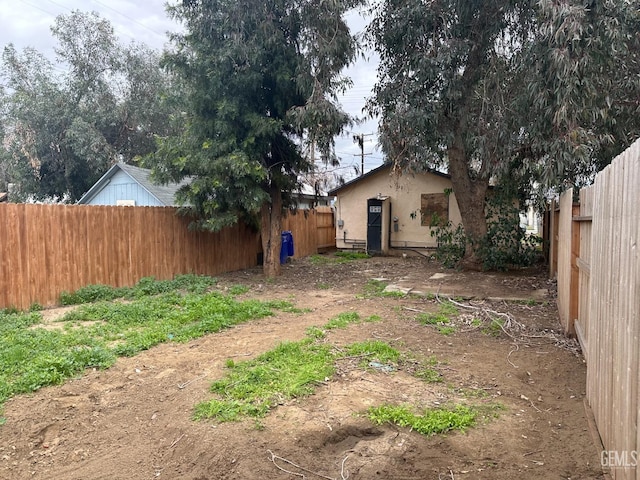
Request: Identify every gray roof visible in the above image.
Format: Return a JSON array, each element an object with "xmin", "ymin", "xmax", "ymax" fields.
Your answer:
[{"xmin": 77, "ymin": 163, "xmax": 191, "ymax": 206}]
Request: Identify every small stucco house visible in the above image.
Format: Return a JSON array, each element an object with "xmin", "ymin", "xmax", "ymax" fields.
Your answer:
[
  {"xmin": 77, "ymin": 163, "xmax": 188, "ymax": 207},
  {"xmin": 328, "ymin": 164, "xmax": 463, "ymax": 255}
]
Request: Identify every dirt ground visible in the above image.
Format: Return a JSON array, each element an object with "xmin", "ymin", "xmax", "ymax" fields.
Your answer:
[{"xmin": 0, "ymin": 254, "xmax": 605, "ymax": 480}]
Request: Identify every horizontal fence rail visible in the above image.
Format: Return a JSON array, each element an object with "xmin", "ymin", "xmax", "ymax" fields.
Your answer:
[{"xmin": 0, "ymin": 204, "xmax": 334, "ymax": 310}]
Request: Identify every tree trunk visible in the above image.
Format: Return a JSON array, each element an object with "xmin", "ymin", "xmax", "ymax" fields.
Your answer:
[
  {"xmin": 447, "ymin": 141, "xmax": 489, "ymax": 270},
  {"xmin": 260, "ymin": 185, "xmax": 283, "ymax": 277}
]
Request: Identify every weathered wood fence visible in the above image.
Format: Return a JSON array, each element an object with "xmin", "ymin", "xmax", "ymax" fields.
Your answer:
[
  {"xmin": 0, "ymin": 204, "xmax": 334, "ymax": 310},
  {"xmin": 551, "ymin": 139, "xmax": 640, "ymax": 479}
]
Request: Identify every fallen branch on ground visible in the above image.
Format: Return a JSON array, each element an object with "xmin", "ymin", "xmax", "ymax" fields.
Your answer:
[{"xmin": 267, "ymin": 450, "xmax": 337, "ymax": 480}]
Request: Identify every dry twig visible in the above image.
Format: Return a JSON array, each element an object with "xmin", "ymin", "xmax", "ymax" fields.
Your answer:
[
  {"xmin": 267, "ymin": 450, "xmax": 336, "ymax": 480},
  {"xmin": 340, "ymin": 455, "xmax": 350, "ymax": 480},
  {"xmin": 169, "ymin": 434, "xmax": 185, "ymax": 449},
  {"xmin": 177, "ymin": 374, "xmax": 206, "ymax": 389}
]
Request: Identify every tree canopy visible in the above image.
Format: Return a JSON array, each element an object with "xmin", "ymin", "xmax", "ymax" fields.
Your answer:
[
  {"xmin": 368, "ymin": 0, "xmax": 640, "ymax": 267},
  {"xmin": 147, "ymin": 0, "xmax": 362, "ymax": 276},
  {"xmin": 0, "ymin": 11, "xmax": 176, "ymax": 201}
]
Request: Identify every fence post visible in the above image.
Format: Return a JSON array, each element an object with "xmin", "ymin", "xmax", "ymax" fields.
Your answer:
[{"xmin": 568, "ymin": 203, "xmax": 581, "ymax": 337}]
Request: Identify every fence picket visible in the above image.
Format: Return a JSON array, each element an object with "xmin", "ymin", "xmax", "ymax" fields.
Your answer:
[{"xmin": 551, "ymin": 139, "xmax": 640, "ymax": 478}]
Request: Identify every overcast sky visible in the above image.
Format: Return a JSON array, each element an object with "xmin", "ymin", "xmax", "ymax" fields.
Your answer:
[{"xmin": 0, "ymin": 0, "xmax": 383, "ymax": 179}]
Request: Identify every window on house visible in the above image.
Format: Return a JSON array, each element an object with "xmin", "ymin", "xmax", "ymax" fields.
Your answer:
[{"xmin": 421, "ymin": 193, "xmax": 449, "ymax": 226}]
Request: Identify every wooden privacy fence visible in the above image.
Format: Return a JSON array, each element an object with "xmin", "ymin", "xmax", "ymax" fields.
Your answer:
[
  {"xmin": 552, "ymin": 139, "xmax": 640, "ymax": 479},
  {"xmin": 0, "ymin": 204, "xmax": 335, "ymax": 310}
]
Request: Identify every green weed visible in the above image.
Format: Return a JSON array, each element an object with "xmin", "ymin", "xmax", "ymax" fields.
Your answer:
[
  {"xmin": 305, "ymin": 326, "xmax": 326, "ymax": 339},
  {"xmin": 454, "ymin": 387, "xmax": 490, "ymax": 399},
  {"xmin": 481, "ymin": 318, "xmax": 504, "ymax": 337},
  {"xmin": 367, "ymin": 404, "xmax": 477, "ymax": 436},
  {"xmin": 324, "ymin": 312, "xmax": 360, "ymax": 330},
  {"xmin": 342, "ymin": 340, "xmax": 400, "ymax": 364},
  {"xmin": 194, "ymin": 340, "xmax": 334, "ymax": 421},
  {"xmin": 59, "ymin": 274, "xmax": 217, "ymax": 305},
  {"xmin": 415, "ymin": 367, "xmax": 443, "ymax": 383},
  {"xmin": 437, "ymin": 325, "xmax": 456, "ymax": 336},
  {"xmin": 0, "ymin": 285, "xmax": 287, "ymax": 409},
  {"xmin": 228, "ymin": 284, "xmax": 249, "ymax": 295},
  {"xmin": 334, "ymin": 251, "xmax": 370, "ymax": 262},
  {"xmin": 309, "ymin": 254, "xmax": 332, "ymax": 265},
  {"xmin": 309, "ymin": 251, "xmax": 369, "ymax": 265},
  {"xmin": 417, "ymin": 302, "xmax": 459, "ymax": 333},
  {"xmin": 361, "ymin": 279, "xmax": 406, "ymax": 298}
]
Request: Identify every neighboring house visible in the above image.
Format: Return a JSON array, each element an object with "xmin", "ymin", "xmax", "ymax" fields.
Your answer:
[
  {"xmin": 79, "ymin": 162, "xmax": 329, "ymax": 209},
  {"xmin": 295, "ymin": 183, "xmax": 331, "ymax": 209},
  {"xmin": 77, "ymin": 163, "xmax": 189, "ymax": 207},
  {"xmin": 327, "ymin": 164, "xmax": 463, "ymax": 255}
]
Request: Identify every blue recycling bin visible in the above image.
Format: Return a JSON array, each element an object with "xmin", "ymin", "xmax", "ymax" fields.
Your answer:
[{"xmin": 280, "ymin": 231, "xmax": 294, "ymax": 264}]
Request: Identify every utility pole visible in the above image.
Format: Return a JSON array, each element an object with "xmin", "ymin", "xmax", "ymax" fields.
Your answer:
[{"xmin": 353, "ymin": 134, "xmax": 365, "ymax": 176}]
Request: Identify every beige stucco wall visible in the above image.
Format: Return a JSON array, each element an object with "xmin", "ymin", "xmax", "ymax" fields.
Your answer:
[{"xmin": 333, "ymin": 168, "xmax": 462, "ymax": 251}]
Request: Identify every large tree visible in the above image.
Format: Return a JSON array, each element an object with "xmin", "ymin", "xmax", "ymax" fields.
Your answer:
[
  {"xmin": 0, "ymin": 11, "xmax": 176, "ymax": 201},
  {"xmin": 525, "ymin": 0, "xmax": 640, "ymax": 189},
  {"xmin": 148, "ymin": 0, "xmax": 361, "ymax": 277},
  {"xmin": 368, "ymin": 0, "xmax": 640, "ymax": 268}
]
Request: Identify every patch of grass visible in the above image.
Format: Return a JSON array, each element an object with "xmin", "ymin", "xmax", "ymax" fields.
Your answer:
[
  {"xmin": 309, "ymin": 254, "xmax": 332, "ymax": 265},
  {"xmin": 263, "ymin": 300, "xmax": 309, "ymax": 314},
  {"xmin": 316, "ymin": 282, "xmax": 331, "ymax": 290},
  {"xmin": 415, "ymin": 367, "xmax": 443, "ymax": 383},
  {"xmin": 425, "ymin": 354, "xmax": 439, "ymax": 366},
  {"xmin": 228, "ymin": 284, "xmax": 249, "ymax": 295},
  {"xmin": 515, "ymin": 298, "xmax": 539, "ymax": 306},
  {"xmin": 29, "ymin": 303, "xmax": 43, "ymax": 312},
  {"xmin": 365, "ymin": 314, "xmax": 382, "ymax": 322},
  {"xmin": 0, "ymin": 287, "xmax": 288, "ymax": 409},
  {"xmin": 362, "ymin": 279, "xmax": 386, "ymax": 296},
  {"xmin": 481, "ymin": 318, "xmax": 504, "ymax": 337},
  {"xmin": 195, "ymin": 338, "xmax": 407, "ymax": 423},
  {"xmin": 367, "ymin": 404, "xmax": 477, "ymax": 436},
  {"xmin": 309, "ymin": 251, "xmax": 370, "ymax": 265},
  {"xmin": 437, "ymin": 325, "xmax": 456, "ymax": 336},
  {"xmin": 454, "ymin": 387, "xmax": 490, "ymax": 399},
  {"xmin": 0, "ymin": 309, "xmax": 116, "ymax": 406},
  {"xmin": 305, "ymin": 326, "xmax": 326, "ymax": 339},
  {"xmin": 324, "ymin": 312, "xmax": 360, "ymax": 330},
  {"xmin": 417, "ymin": 301, "xmax": 459, "ymax": 329},
  {"xmin": 334, "ymin": 251, "xmax": 370, "ymax": 262},
  {"xmin": 59, "ymin": 274, "xmax": 218, "ymax": 305},
  {"xmin": 361, "ymin": 279, "xmax": 406, "ymax": 298},
  {"xmin": 194, "ymin": 340, "xmax": 334, "ymax": 421},
  {"xmin": 342, "ymin": 340, "xmax": 400, "ymax": 365}
]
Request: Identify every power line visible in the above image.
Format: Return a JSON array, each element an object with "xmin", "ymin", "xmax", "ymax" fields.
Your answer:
[
  {"xmin": 18, "ymin": 0, "xmax": 58, "ymax": 17},
  {"xmin": 91, "ymin": 0, "xmax": 167, "ymax": 38}
]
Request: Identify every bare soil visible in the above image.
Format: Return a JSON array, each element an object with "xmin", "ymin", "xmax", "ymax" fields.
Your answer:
[{"xmin": 0, "ymin": 254, "xmax": 604, "ymax": 480}]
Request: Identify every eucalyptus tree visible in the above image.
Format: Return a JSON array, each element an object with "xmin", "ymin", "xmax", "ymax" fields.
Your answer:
[
  {"xmin": 525, "ymin": 0, "xmax": 640, "ymax": 189},
  {"xmin": 148, "ymin": 0, "xmax": 362, "ymax": 276},
  {"xmin": 1, "ymin": 11, "xmax": 176, "ymax": 201},
  {"xmin": 368, "ymin": 0, "xmax": 640, "ymax": 268}
]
